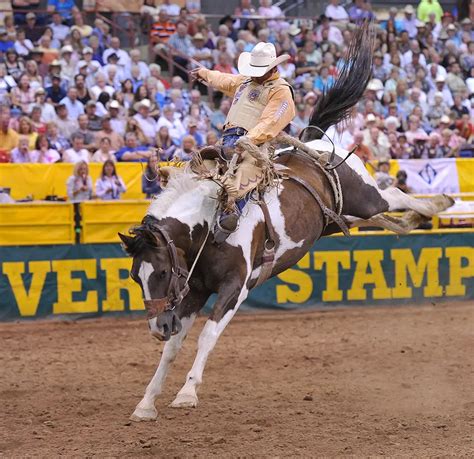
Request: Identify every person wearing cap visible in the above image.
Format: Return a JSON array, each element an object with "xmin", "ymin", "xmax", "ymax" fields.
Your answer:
[
  {"xmin": 428, "ymin": 74, "xmax": 454, "ymax": 106},
  {"xmin": 32, "ymin": 87, "xmax": 56, "ymax": 123},
  {"xmin": 0, "ymin": 28, "xmax": 14, "ymax": 53},
  {"xmin": 58, "ymin": 45, "xmax": 76, "ymax": 84},
  {"xmin": 375, "ymin": 160, "xmax": 395, "ymax": 190},
  {"xmin": 189, "ymin": 33, "xmax": 213, "ymax": 70},
  {"xmin": 402, "ymin": 5, "xmax": 417, "ymax": 38},
  {"xmin": 24, "ymin": 12, "xmax": 46, "ymax": 44},
  {"xmin": 417, "ymin": 0, "xmax": 443, "ymax": 23},
  {"xmin": 132, "ymin": 99, "xmax": 157, "ymax": 145},
  {"xmin": 191, "ymin": 42, "xmax": 295, "ymax": 240},
  {"xmin": 45, "ymin": 74, "xmax": 66, "ymax": 104},
  {"xmin": 107, "ymin": 100, "xmax": 126, "ymax": 137},
  {"xmin": 183, "ymin": 119, "xmax": 205, "ymax": 147}
]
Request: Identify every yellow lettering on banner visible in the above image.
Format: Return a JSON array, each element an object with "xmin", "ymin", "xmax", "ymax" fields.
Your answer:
[
  {"xmin": 347, "ymin": 250, "xmax": 391, "ymax": 300},
  {"xmin": 100, "ymin": 258, "xmax": 143, "ymax": 311},
  {"xmin": 2, "ymin": 261, "xmax": 50, "ymax": 316},
  {"xmin": 52, "ymin": 260, "xmax": 98, "ymax": 314},
  {"xmin": 314, "ymin": 251, "xmax": 350, "ymax": 302},
  {"xmin": 276, "ymin": 253, "xmax": 312, "ymax": 303},
  {"xmin": 445, "ymin": 247, "xmax": 474, "ymax": 296},
  {"xmin": 391, "ymin": 248, "xmax": 443, "ymax": 298}
]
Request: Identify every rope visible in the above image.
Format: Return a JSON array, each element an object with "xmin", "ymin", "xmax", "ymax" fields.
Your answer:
[{"xmin": 185, "ymin": 224, "xmax": 211, "ymax": 284}]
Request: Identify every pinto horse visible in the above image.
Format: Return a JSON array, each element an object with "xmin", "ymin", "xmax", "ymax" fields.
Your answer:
[{"xmin": 119, "ymin": 25, "xmax": 453, "ymax": 421}]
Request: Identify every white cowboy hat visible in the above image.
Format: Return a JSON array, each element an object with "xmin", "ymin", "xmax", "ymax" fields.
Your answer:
[
  {"xmin": 134, "ymin": 99, "xmax": 151, "ymax": 112},
  {"xmin": 237, "ymin": 42, "xmax": 290, "ymax": 77}
]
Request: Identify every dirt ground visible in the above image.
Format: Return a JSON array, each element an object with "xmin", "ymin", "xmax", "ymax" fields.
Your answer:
[{"xmin": 0, "ymin": 303, "xmax": 473, "ymax": 457}]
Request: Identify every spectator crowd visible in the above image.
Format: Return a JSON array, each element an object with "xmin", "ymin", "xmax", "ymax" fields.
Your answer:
[{"xmin": 0, "ymin": 0, "xmax": 472, "ymax": 200}]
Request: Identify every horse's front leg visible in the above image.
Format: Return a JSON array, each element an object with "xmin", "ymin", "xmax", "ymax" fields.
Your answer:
[
  {"xmin": 170, "ymin": 281, "xmax": 249, "ymax": 408},
  {"xmin": 130, "ymin": 314, "xmax": 196, "ymax": 421}
]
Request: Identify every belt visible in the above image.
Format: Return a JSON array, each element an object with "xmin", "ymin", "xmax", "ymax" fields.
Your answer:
[{"xmin": 223, "ymin": 127, "xmax": 248, "ymax": 137}]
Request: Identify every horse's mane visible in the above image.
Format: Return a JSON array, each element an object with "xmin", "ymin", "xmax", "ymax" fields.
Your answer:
[{"xmin": 147, "ymin": 169, "xmax": 219, "ymax": 220}]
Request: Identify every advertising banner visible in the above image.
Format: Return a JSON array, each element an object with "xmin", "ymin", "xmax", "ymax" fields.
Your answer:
[{"xmin": 0, "ymin": 233, "xmax": 472, "ymax": 321}]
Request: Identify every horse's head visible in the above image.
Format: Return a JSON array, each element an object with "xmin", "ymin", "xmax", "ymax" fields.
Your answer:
[{"xmin": 119, "ymin": 219, "xmax": 189, "ymax": 341}]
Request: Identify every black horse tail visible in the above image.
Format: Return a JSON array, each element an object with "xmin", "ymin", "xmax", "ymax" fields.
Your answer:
[{"xmin": 303, "ymin": 21, "xmax": 375, "ymax": 142}]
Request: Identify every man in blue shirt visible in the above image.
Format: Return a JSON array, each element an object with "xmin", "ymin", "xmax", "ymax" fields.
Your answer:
[
  {"xmin": 60, "ymin": 87, "xmax": 84, "ymax": 119},
  {"xmin": 115, "ymin": 133, "xmax": 153, "ymax": 162},
  {"xmin": 0, "ymin": 30, "xmax": 14, "ymax": 53},
  {"xmin": 47, "ymin": 0, "xmax": 78, "ymax": 23}
]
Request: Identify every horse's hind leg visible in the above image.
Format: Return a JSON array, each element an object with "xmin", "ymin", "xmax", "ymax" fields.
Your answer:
[
  {"xmin": 381, "ymin": 187, "xmax": 454, "ymax": 217},
  {"xmin": 130, "ymin": 314, "xmax": 197, "ymax": 422},
  {"xmin": 170, "ymin": 282, "xmax": 249, "ymax": 408},
  {"xmin": 350, "ymin": 211, "xmax": 427, "ymax": 235}
]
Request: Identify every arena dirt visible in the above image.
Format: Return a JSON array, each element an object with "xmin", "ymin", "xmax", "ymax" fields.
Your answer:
[{"xmin": 0, "ymin": 303, "xmax": 472, "ymax": 457}]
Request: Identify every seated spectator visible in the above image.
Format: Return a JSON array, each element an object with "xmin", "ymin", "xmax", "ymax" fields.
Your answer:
[
  {"xmin": 84, "ymin": 100, "xmax": 102, "ymax": 131},
  {"xmin": 32, "ymin": 87, "xmax": 56, "ymax": 123},
  {"xmin": 375, "ymin": 160, "xmax": 395, "ymax": 190},
  {"xmin": 394, "ymin": 170, "xmax": 412, "ymax": 193},
  {"xmin": 133, "ymin": 99, "xmax": 157, "ymax": 145},
  {"xmin": 75, "ymin": 114, "xmax": 96, "ymax": 151},
  {"xmin": 325, "ymin": 0, "xmax": 349, "ymax": 21},
  {"xmin": 10, "ymin": 136, "xmax": 33, "ymax": 163},
  {"xmin": 63, "ymin": 132, "xmax": 90, "ymax": 163},
  {"xmin": 14, "ymin": 30, "xmax": 34, "ymax": 57},
  {"xmin": 17, "ymin": 115, "xmax": 38, "ymax": 150},
  {"xmin": 157, "ymin": 105, "xmax": 186, "ymax": 144},
  {"xmin": 46, "ymin": 121, "xmax": 69, "ymax": 155},
  {"xmin": 49, "ymin": 11, "xmax": 70, "ymax": 42},
  {"xmin": 45, "ymin": 74, "xmax": 66, "ymax": 105},
  {"xmin": 155, "ymin": 126, "xmax": 177, "ymax": 160},
  {"xmin": 66, "ymin": 160, "xmax": 93, "ymax": 202},
  {"xmin": 184, "ymin": 119, "xmax": 205, "ymax": 147},
  {"xmin": 91, "ymin": 137, "xmax": 116, "ymax": 163},
  {"xmin": 55, "ymin": 103, "xmax": 78, "ymax": 140},
  {"xmin": 30, "ymin": 134, "xmax": 60, "ymax": 163},
  {"xmin": 142, "ymin": 152, "xmax": 162, "ymax": 198},
  {"xmin": 210, "ymin": 99, "xmax": 230, "ymax": 135},
  {"xmin": 366, "ymin": 126, "xmax": 390, "ymax": 160},
  {"xmin": 427, "ymin": 132, "xmax": 443, "ymax": 158},
  {"xmin": 95, "ymin": 116, "xmax": 124, "ymax": 151},
  {"xmin": 60, "ymin": 86, "xmax": 84, "ymax": 119},
  {"xmin": 115, "ymin": 132, "xmax": 152, "ymax": 162},
  {"xmin": 30, "ymin": 105, "xmax": 47, "ymax": 134},
  {"xmin": 5, "ymin": 48, "xmax": 24, "ymax": 80},
  {"xmin": 95, "ymin": 159, "xmax": 126, "ymax": 200},
  {"xmin": 313, "ymin": 65, "xmax": 335, "ymax": 92},
  {"xmin": 411, "ymin": 132, "xmax": 429, "ymax": 158},
  {"xmin": 11, "ymin": 74, "xmax": 35, "ymax": 114},
  {"xmin": 206, "ymin": 131, "xmax": 218, "ymax": 146},
  {"xmin": 173, "ymin": 135, "xmax": 196, "ymax": 161}
]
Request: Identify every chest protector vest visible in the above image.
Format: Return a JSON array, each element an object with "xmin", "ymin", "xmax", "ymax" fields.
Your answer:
[{"xmin": 225, "ymin": 77, "xmax": 292, "ymax": 132}]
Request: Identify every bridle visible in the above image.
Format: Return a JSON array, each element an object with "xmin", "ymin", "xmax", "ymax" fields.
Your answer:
[
  {"xmin": 138, "ymin": 215, "xmax": 210, "ymax": 320},
  {"xmin": 140, "ymin": 216, "xmax": 190, "ymax": 319}
]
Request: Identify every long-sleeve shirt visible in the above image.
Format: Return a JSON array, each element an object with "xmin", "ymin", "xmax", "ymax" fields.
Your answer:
[
  {"xmin": 197, "ymin": 68, "xmax": 295, "ymax": 145},
  {"xmin": 95, "ymin": 175, "xmax": 126, "ymax": 200}
]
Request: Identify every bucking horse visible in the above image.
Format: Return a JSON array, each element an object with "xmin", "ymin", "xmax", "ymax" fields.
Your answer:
[{"xmin": 119, "ymin": 24, "xmax": 453, "ymax": 421}]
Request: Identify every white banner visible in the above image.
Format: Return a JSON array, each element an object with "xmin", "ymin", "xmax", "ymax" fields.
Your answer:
[{"xmin": 397, "ymin": 159, "xmax": 460, "ymax": 194}]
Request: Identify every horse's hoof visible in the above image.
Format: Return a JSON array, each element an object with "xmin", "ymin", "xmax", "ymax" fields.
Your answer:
[
  {"xmin": 170, "ymin": 393, "xmax": 198, "ymax": 408},
  {"xmin": 130, "ymin": 407, "xmax": 158, "ymax": 422}
]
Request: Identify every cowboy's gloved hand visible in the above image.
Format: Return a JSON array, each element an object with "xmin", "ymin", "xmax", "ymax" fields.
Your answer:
[
  {"xmin": 189, "ymin": 68, "xmax": 202, "ymax": 81},
  {"xmin": 235, "ymin": 135, "xmax": 254, "ymax": 153}
]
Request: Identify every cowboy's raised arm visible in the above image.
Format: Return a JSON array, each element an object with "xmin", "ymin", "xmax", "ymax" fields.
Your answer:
[
  {"xmin": 246, "ymin": 85, "xmax": 296, "ymax": 145},
  {"xmin": 192, "ymin": 68, "xmax": 246, "ymax": 97}
]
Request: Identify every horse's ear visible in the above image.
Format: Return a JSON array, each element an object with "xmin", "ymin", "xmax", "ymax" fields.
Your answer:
[
  {"xmin": 141, "ymin": 229, "xmax": 159, "ymax": 247},
  {"xmin": 118, "ymin": 233, "xmax": 134, "ymax": 251}
]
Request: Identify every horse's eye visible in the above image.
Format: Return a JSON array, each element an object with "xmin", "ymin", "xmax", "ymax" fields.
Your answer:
[{"xmin": 159, "ymin": 270, "xmax": 167, "ymax": 279}]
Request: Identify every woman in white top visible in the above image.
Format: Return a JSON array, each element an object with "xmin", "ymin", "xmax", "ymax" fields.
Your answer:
[
  {"xmin": 66, "ymin": 161, "xmax": 93, "ymax": 202},
  {"xmin": 95, "ymin": 160, "xmax": 126, "ymax": 200},
  {"xmin": 91, "ymin": 137, "xmax": 116, "ymax": 163}
]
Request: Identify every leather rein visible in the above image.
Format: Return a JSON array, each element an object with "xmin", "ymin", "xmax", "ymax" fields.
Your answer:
[{"xmin": 141, "ymin": 216, "xmax": 190, "ymax": 319}]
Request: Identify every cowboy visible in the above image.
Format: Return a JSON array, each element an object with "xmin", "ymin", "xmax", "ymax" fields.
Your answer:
[{"xmin": 190, "ymin": 42, "xmax": 295, "ymax": 242}]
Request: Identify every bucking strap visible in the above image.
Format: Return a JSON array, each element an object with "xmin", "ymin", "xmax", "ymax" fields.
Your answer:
[
  {"xmin": 255, "ymin": 196, "xmax": 277, "ymax": 287},
  {"xmin": 286, "ymin": 174, "xmax": 350, "ymax": 237}
]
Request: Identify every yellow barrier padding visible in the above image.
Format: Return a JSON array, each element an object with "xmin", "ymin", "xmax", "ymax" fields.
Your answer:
[
  {"xmin": 81, "ymin": 200, "xmax": 150, "ymax": 244},
  {"xmin": 456, "ymin": 159, "xmax": 474, "ymax": 194},
  {"xmin": 0, "ymin": 202, "xmax": 75, "ymax": 245},
  {"xmin": 0, "ymin": 163, "xmax": 147, "ymax": 200}
]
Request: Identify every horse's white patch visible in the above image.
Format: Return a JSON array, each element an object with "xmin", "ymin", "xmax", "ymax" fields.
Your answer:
[
  {"xmin": 148, "ymin": 171, "xmax": 219, "ymax": 235},
  {"xmin": 138, "ymin": 261, "xmax": 154, "ymax": 300}
]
